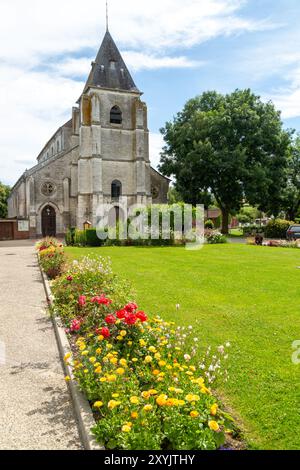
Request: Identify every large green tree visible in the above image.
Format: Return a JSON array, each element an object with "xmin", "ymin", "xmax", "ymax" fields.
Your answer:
[
  {"xmin": 0, "ymin": 181, "xmax": 11, "ymax": 219},
  {"xmin": 159, "ymin": 90, "xmax": 291, "ymax": 233},
  {"xmin": 280, "ymin": 136, "xmax": 300, "ymax": 221}
]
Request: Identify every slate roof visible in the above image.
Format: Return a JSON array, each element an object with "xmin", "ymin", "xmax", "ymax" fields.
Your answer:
[{"xmin": 83, "ymin": 31, "xmax": 140, "ymax": 94}]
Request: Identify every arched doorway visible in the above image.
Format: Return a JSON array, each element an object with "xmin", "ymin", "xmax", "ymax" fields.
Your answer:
[{"xmin": 42, "ymin": 205, "xmax": 56, "ymax": 237}]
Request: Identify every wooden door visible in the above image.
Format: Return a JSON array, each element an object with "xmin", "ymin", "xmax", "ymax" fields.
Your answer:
[{"xmin": 42, "ymin": 206, "xmax": 56, "ymax": 237}]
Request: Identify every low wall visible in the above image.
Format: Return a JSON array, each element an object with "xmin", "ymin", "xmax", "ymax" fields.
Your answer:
[{"xmin": 0, "ymin": 220, "xmax": 30, "ymax": 241}]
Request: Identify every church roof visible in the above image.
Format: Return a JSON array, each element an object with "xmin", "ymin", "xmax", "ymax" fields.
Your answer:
[{"xmin": 83, "ymin": 31, "xmax": 140, "ymax": 94}]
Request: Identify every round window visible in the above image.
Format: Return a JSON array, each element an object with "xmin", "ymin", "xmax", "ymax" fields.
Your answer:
[{"xmin": 41, "ymin": 182, "xmax": 56, "ymax": 196}]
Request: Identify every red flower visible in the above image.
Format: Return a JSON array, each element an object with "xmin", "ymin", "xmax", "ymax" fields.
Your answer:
[
  {"xmin": 78, "ymin": 295, "xmax": 86, "ymax": 307},
  {"xmin": 100, "ymin": 327, "xmax": 110, "ymax": 338},
  {"xmin": 70, "ymin": 319, "xmax": 81, "ymax": 332},
  {"xmin": 136, "ymin": 311, "xmax": 148, "ymax": 322},
  {"xmin": 124, "ymin": 312, "xmax": 137, "ymax": 325},
  {"xmin": 124, "ymin": 303, "xmax": 138, "ymax": 313},
  {"xmin": 116, "ymin": 309, "xmax": 126, "ymax": 319},
  {"xmin": 105, "ymin": 315, "xmax": 117, "ymax": 325},
  {"xmin": 91, "ymin": 295, "xmax": 112, "ymax": 306},
  {"xmin": 67, "ymin": 276, "xmax": 73, "ymax": 282}
]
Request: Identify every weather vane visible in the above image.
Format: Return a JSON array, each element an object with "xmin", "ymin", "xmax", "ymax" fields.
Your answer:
[{"xmin": 106, "ymin": 0, "xmax": 109, "ymax": 31}]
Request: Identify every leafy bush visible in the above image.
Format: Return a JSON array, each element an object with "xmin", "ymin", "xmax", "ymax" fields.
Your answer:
[
  {"xmin": 74, "ymin": 229, "xmax": 87, "ymax": 246},
  {"xmin": 38, "ymin": 243, "xmax": 65, "ymax": 279},
  {"xmin": 86, "ymin": 228, "xmax": 105, "ymax": 247},
  {"xmin": 205, "ymin": 230, "xmax": 227, "ymax": 244},
  {"xmin": 65, "ymin": 228, "xmax": 76, "ymax": 246},
  {"xmin": 205, "ymin": 219, "xmax": 215, "ymax": 230},
  {"xmin": 264, "ymin": 219, "xmax": 294, "ymax": 239},
  {"xmin": 51, "ymin": 256, "xmax": 134, "ymax": 329}
]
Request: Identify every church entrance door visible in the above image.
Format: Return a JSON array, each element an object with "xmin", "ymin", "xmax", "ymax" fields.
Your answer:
[{"xmin": 42, "ymin": 206, "xmax": 56, "ymax": 237}]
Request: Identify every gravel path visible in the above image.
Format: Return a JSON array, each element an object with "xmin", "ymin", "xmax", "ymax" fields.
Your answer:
[{"xmin": 0, "ymin": 244, "xmax": 82, "ymax": 450}]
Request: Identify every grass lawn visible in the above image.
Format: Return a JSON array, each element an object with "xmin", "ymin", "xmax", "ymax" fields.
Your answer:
[{"xmin": 65, "ymin": 244, "xmax": 300, "ymax": 450}]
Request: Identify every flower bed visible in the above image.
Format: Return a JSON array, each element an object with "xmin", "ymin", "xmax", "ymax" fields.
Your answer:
[
  {"xmin": 37, "ymin": 238, "xmax": 66, "ymax": 279},
  {"xmin": 38, "ymin": 237, "xmax": 236, "ymax": 450}
]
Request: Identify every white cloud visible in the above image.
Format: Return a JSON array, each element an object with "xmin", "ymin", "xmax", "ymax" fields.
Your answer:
[{"xmin": 0, "ymin": 0, "xmax": 271, "ymax": 185}]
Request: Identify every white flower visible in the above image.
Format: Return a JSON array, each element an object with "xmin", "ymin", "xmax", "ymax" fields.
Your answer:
[
  {"xmin": 176, "ymin": 304, "xmax": 180, "ymax": 310},
  {"xmin": 184, "ymin": 354, "xmax": 191, "ymax": 362},
  {"xmin": 188, "ymin": 326, "xmax": 193, "ymax": 330},
  {"xmin": 193, "ymin": 338, "xmax": 199, "ymax": 343},
  {"xmin": 226, "ymin": 342, "xmax": 231, "ymax": 348},
  {"xmin": 218, "ymin": 346, "xmax": 225, "ymax": 354}
]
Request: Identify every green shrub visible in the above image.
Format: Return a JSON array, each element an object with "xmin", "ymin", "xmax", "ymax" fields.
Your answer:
[
  {"xmin": 205, "ymin": 230, "xmax": 227, "ymax": 244},
  {"xmin": 86, "ymin": 228, "xmax": 105, "ymax": 247},
  {"xmin": 205, "ymin": 219, "xmax": 215, "ymax": 230},
  {"xmin": 264, "ymin": 219, "xmax": 294, "ymax": 239},
  {"xmin": 74, "ymin": 229, "xmax": 87, "ymax": 246},
  {"xmin": 38, "ymin": 244, "xmax": 65, "ymax": 279},
  {"xmin": 65, "ymin": 227, "xmax": 76, "ymax": 246}
]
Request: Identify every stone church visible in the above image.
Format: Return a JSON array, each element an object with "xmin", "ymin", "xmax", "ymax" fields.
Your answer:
[{"xmin": 8, "ymin": 30, "xmax": 170, "ymax": 238}]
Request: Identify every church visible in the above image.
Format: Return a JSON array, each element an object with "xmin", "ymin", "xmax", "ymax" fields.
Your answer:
[{"xmin": 7, "ymin": 29, "xmax": 170, "ymax": 238}]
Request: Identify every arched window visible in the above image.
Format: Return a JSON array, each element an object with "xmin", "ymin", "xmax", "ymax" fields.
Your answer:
[
  {"xmin": 110, "ymin": 106, "xmax": 122, "ymax": 124},
  {"xmin": 57, "ymin": 141, "xmax": 60, "ymax": 153},
  {"xmin": 111, "ymin": 180, "xmax": 122, "ymax": 199}
]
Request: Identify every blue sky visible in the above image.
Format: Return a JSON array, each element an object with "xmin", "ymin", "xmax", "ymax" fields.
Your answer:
[{"xmin": 1, "ymin": 0, "xmax": 300, "ymax": 185}]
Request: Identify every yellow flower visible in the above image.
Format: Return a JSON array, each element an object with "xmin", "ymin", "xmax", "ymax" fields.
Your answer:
[
  {"xmin": 127, "ymin": 341, "xmax": 133, "ymax": 346},
  {"xmin": 148, "ymin": 346, "xmax": 156, "ymax": 353},
  {"xmin": 141, "ymin": 391, "xmax": 151, "ymax": 399},
  {"xmin": 110, "ymin": 357, "xmax": 118, "ymax": 365},
  {"xmin": 131, "ymin": 412, "xmax": 138, "ymax": 419},
  {"xmin": 108, "ymin": 400, "xmax": 121, "ymax": 410},
  {"xmin": 185, "ymin": 394, "xmax": 200, "ymax": 402},
  {"xmin": 106, "ymin": 344, "xmax": 113, "ymax": 350},
  {"xmin": 93, "ymin": 401, "xmax": 103, "ymax": 409},
  {"xmin": 64, "ymin": 375, "xmax": 71, "ymax": 382},
  {"xmin": 98, "ymin": 335, "xmax": 104, "ymax": 342},
  {"xmin": 122, "ymin": 425, "xmax": 131, "ymax": 433},
  {"xmin": 149, "ymin": 389, "xmax": 158, "ymax": 395},
  {"xmin": 89, "ymin": 357, "xmax": 97, "ymax": 364},
  {"xmin": 119, "ymin": 359, "xmax": 127, "ymax": 367},
  {"xmin": 144, "ymin": 356, "xmax": 153, "ymax": 364},
  {"xmin": 210, "ymin": 404, "xmax": 218, "ymax": 416},
  {"xmin": 156, "ymin": 394, "xmax": 168, "ymax": 406},
  {"xmin": 139, "ymin": 339, "xmax": 147, "ymax": 347},
  {"xmin": 143, "ymin": 404, "xmax": 153, "ymax": 412},
  {"xmin": 95, "ymin": 366, "xmax": 102, "ymax": 374},
  {"xmin": 178, "ymin": 400, "xmax": 186, "ymax": 406},
  {"xmin": 208, "ymin": 420, "xmax": 220, "ymax": 432},
  {"xmin": 116, "ymin": 336, "xmax": 123, "ymax": 341},
  {"xmin": 158, "ymin": 360, "xmax": 166, "ymax": 367},
  {"xmin": 190, "ymin": 411, "xmax": 199, "ymax": 418},
  {"xmin": 81, "ymin": 351, "xmax": 88, "ymax": 356},
  {"xmin": 94, "ymin": 362, "xmax": 100, "ymax": 368},
  {"xmin": 84, "ymin": 369, "xmax": 89, "ymax": 374},
  {"xmin": 96, "ymin": 348, "xmax": 102, "ymax": 355},
  {"xmin": 166, "ymin": 365, "xmax": 173, "ymax": 370},
  {"xmin": 100, "ymin": 377, "xmax": 107, "ymax": 383},
  {"xmin": 120, "ymin": 330, "xmax": 127, "ymax": 337},
  {"xmin": 64, "ymin": 353, "xmax": 72, "ymax": 362},
  {"xmin": 201, "ymin": 386, "xmax": 211, "ymax": 395},
  {"xmin": 132, "ymin": 358, "xmax": 138, "ymax": 363},
  {"xmin": 112, "ymin": 394, "xmax": 119, "ymax": 398},
  {"xmin": 130, "ymin": 396, "xmax": 140, "ymax": 405},
  {"xmin": 107, "ymin": 374, "xmax": 117, "ymax": 382},
  {"xmin": 154, "ymin": 352, "xmax": 161, "ymax": 360},
  {"xmin": 152, "ymin": 369, "xmax": 160, "ymax": 376},
  {"xmin": 116, "ymin": 368, "xmax": 125, "ymax": 376}
]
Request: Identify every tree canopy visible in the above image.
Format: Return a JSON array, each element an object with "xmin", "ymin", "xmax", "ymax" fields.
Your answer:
[
  {"xmin": 0, "ymin": 181, "xmax": 11, "ymax": 219},
  {"xmin": 159, "ymin": 89, "xmax": 291, "ymax": 233},
  {"xmin": 279, "ymin": 135, "xmax": 300, "ymax": 221}
]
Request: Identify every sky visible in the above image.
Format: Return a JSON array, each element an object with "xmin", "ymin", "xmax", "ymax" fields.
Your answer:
[{"xmin": 1, "ymin": 0, "xmax": 300, "ymax": 186}]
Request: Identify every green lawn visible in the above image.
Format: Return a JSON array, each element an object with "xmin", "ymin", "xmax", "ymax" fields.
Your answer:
[{"xmin": 65, "ymin": 244, "xmax": 300, "ymax": 450}]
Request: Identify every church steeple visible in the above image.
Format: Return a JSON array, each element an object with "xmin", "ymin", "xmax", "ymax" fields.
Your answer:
[{"xmin": 83, "ymin": 31, "xmax": 140, "ymax": 94}]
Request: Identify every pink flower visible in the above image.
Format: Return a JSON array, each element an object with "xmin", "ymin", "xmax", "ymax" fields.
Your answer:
[
  {"xmin": 78, "ymin": 295, "xmax": 86, "ymax": 307},
  {"xmin": 70, "ymin": 319, "xmax": 81, "ymax": 332},
  {"xmin": 105, "ymin": 315, "xmax": 117, "ymax": 325},
  {"xmin": 136, "ymin": 311, "xmax": 148, "ymax": 323},
  {"xmin": 67, "ymin": 276, "xmax": 73, "ymax": 282}
]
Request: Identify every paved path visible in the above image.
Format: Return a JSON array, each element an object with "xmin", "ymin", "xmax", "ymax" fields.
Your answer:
[{"xmin": 0, "ymin": 244, "xmax": 82, "ymax": 450}]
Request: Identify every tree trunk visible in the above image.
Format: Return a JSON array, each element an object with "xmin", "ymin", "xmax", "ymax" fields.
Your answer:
[{"xmin": 221, "ymin": 208, "xmax": 229, "ymax": 235}]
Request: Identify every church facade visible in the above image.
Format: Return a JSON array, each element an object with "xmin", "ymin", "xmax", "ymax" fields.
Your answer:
[{"xmin": 8, "ymin": 30, "xmax": 170, "ymax": 238}]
